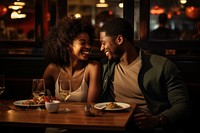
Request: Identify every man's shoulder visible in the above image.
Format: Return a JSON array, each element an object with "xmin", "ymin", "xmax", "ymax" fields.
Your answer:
[{"xmin": 142, "ymin": 51, "xmax": 169, "ymax": 64}]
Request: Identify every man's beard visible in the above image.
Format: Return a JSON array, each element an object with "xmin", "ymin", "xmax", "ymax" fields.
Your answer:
[{"xmin": 109, "ymin": 46, "xmax": 123, "ymax": 63}]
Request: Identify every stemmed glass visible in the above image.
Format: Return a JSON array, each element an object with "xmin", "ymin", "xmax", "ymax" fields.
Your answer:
[
  {"xmin": 59, "ymin": 79, "xmax": 72, "ymax": 112},
  {"xmin": 32, "ymin": 78, "xmax": 46, "ymax": 104}
]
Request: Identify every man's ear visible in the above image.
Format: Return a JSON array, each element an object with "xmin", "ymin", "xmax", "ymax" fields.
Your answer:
[{"xmin": 115, "ymin": 35, "xmax": 123, "ymax": 45}]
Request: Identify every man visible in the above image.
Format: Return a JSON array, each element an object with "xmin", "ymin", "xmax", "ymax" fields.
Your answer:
[
  {"xmin": 150, "ymin": 13, "xmax": 178, "ymax": 40},
  {"xmin": 99, "ymin": 18, "xmax": 191, "ymax": 133},
  {"xmin": 150, "ymin": 13, "xmax": 178, "ymax": 55}
]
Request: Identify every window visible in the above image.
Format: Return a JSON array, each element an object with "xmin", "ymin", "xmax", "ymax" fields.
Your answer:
[
  {"xmin": 137, "ymin": 0, "xmax": 200, "ymax": 56},
  {"xmin": 0, "ymin": 0, "xmax": 35, "ymax": 41},
  {"xmin": 149, "ymin": 0, "xmax": 200, "ymax": 41},
  {"xmin": 0, "ymin": 0, "xmax": 126, "ymax": 55}
]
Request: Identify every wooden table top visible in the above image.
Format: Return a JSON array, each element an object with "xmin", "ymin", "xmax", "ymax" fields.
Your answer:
[{"xmin": 0, "ymin": 100, "xmax": 136, "ymax": 131}]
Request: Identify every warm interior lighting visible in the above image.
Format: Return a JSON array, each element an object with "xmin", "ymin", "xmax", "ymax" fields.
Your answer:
[
  {"xmin": 96, "ymin": 0, "xmax": 108, "ymax": 8},
  {"xmin": 176, "ymin": 11, "xmax": 181, "ymax": 15},
  {"xmin": 11, "ymin": 11, "xmax": 18, "ymax": 19},
  {"xmin": 14, "ymin": 2, "xmax": 26, "ymax": 6},
  {"xmin": 167, "ymin": 13, "xmax": 172, "ymax": 19},
  {"xmin": 11, "ymin": 10, "xmax": 26, "ymax": 19},
  {"xmin": 74, "ymin": 13, "xmax": 81, "ymax": 18},
  {"xmin": 100, "ymin": 0, "xmax": 106, "ymax": 3},
  {"xmin": 0, "ymin": 5, "xmax": 8, "ymax": 16},
  {"xmin": 180, "ymin": 0, "xmax": 187, "ymax": 4},
  {"xmin": 8, "ymin": 0, "xmax": 26, "ymax": 19},
  {"xmin": 186, "ymin": 6, "xmax": 200, "ymax": 20},
  {"xmin": 108, "ymin": 10, "xmax": 113, "ymax": 15},
  {"xmin": 150, "ymin": 5, "xmax": 165, "ymax": 15},
  {"xmin": 96, "ymin": 3, "xmax": 108, "ymax": 7},
  {"xmin": 8, "ymin": 5, "xmax": 23, "ymax": 10},
  {"xmin": 119, "ymin": 3, "xmax": 123, "ymax": 8}
]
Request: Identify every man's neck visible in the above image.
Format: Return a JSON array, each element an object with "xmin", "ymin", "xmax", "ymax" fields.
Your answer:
[{"xmin": 120, "ymin": 43, "xmax": 138, "ymax": 66}]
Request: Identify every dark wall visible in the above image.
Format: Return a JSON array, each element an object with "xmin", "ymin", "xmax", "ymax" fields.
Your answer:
[{"xmin": 0, "ymin": 56, "xmax": 48, "ymax": 100}]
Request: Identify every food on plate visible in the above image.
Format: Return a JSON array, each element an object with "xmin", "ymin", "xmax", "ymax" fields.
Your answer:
[
  {"xmin": 21, "ymin": 96, "xmax": 59, "ymax": 105},
  {"xmin": 106, "ymin": 102, "xmax": 123, "ymax": 109},
  {"xmin": 22, "ymin": 97, "xmax": 45, "ymax": 105},
  {"xmin": 22, "ymin": 99, "xmax": 37, "ymax": 105},
  {"xmin": 33, "ymin": 96, "xmax": 45, "ymax": 104},
  {"xmin": 44, "ymin": 96, "xmax": 50, "ymax": 102}
]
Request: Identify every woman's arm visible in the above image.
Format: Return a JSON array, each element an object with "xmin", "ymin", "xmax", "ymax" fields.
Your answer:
[
  {"xmin": 86, "ymin": 61, "xmax": 101, "ymax": 103},
  {"xmin": 42, "ymin": 63, "xmax": 60, "ymax": 96}
]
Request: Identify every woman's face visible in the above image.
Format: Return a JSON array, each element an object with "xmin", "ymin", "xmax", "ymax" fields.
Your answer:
[{"xmin": 69, "ymin": 32, "xmax": 91, "ymax": 61}]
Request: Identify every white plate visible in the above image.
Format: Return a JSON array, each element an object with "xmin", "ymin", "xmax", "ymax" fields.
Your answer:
[
  {"xmin": 94, "ymin": 102, "xmax": 130, "ymax": 111},
  {"xmin": 13, "ymin": 99, "xmax": 45, "ymax": 107}
]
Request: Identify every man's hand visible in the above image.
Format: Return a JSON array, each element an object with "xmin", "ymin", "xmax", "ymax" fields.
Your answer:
[{"xmin": 134, "ymin": 112, "xmax": 160, "ymax": 129}]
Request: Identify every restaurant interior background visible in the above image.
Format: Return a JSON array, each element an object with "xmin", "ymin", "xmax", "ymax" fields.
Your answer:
[
  {"xmin": 0, "ymin": 1, "xmax": 199, "ymax": 130},
  {"xmin": 0, "ymin": 1, "xmax": 200, "ymax": 125},
  {"xmin": 0, "ymin": 0, "xmax": 199, "ymax": 56}
]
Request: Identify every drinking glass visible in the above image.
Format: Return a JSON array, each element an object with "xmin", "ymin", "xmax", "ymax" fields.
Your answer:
[
  {"xmin": 59, "ymin": 79, "xmax": 72, "ymax": 112},
  {"xmin": 32, "ymin": 78, "xmax": 45, "ymax": 102},
  {"xmin": 0, "ymin": 75, "xmax": 5, "ymax": 96}
]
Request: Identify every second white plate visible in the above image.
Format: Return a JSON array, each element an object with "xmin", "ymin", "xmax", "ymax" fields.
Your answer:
[{"xmin": 94, "ymin": 102, "xmax": 130, "ymax": 111}]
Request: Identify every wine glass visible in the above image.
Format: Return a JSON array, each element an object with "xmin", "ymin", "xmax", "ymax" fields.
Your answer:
[
  {"xmin": 59, "ymin": 79, "xmax": 72, "ymax": 112},
  {"xmin": 0, "ymin": 75, "xmax": 5, "ymax": 96},
  {"xmin": 32, "ymin": 78, "xmax": 45, "ymax": 104}
]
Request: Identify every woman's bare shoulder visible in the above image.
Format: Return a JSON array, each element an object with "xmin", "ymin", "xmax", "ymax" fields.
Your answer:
[
  {"xmin": 87, "ymin": 61, "xmax": 101, "ymax": 68},
  {"xmin": 45, "ymin": 63, "xmax": 61, "ymax": 73}
]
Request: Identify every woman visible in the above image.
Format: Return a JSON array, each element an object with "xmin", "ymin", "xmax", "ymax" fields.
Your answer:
[
  {"xmin": 43, "ymin": 16, "xmax": 101, "ymax": 103},
  {"xmin": 42, "ymin": 16, "xmax": 101, "ymax": 133}
]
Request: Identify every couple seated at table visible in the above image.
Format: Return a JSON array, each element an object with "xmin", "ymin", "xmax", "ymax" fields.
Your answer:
[{"xmin": 42, "ymin": 16, "xmax": 191, "ymax": 133}]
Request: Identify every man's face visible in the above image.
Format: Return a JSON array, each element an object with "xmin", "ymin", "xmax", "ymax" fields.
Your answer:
[{"xmin": 99, "ymin": 32, "xmax": 123, "ymax": 60}]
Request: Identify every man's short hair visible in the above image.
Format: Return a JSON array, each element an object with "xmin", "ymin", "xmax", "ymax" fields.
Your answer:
[{"xmin": 100, "ymin": 18, "xmax": 133, "ymax": 43}]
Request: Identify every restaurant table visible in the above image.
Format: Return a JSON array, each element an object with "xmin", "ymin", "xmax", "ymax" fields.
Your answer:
[{"xmin": 0, "ymin": 100, "xmax": 136, "ymax": 132}]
